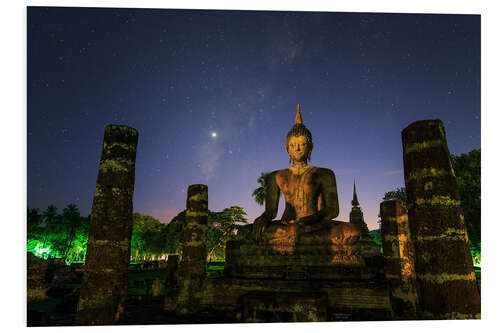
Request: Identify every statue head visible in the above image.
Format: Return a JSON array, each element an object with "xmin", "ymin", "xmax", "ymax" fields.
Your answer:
[{"xmin": 286, "ymin": 104, "xmax": 314, "ymax": 163}]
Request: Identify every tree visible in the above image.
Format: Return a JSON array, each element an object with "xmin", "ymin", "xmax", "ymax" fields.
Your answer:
[
  {"xmin": 451, "ymin": 149, "xmax": 481, "ymax": 262},
  {"xmin": 69, "ymin": 215, "xmax": 90, "ymax": 262},
  {"xmin": 131, "ymin": 213, "xmax": 169, "ymax": 261},
  {"xmin": 27, "ymin": 207, "xmax": 42, "ymax": 253},
  {"xmin": 28, "ymin": 204, "xmax": 89, "ymax": 262},
  {"xmin": 164, "ymin": 211, "xmax": 185, "ymax": 254},
  {"xmin": 40, "ymin": 205, "xmax": 59, "ymax": 256},
  {"xmin": 163, "ymin": 206, "xmax": 249, "ymax": 262},
  {"xmin": 382, "ymin": 187, "xmax": 407, "ymax": 202},
  {"xmin": 206, "ymin": 206, "xmax": 248, "ymax": 261},
  {"xmin": 252, "ymin": 172, "xmax": 270, "ymax": 206},
  {"xmin": 61, "ymin": 204, "xmax": 81, "ymax": 260}
]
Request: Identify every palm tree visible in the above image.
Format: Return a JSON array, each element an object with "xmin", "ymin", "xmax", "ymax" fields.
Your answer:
[
  {"xmin": 252, "ymin": 172, "xmax": 269, "ymax": 206},
  {"xmin": 62, "ymin": 204, "xmax": 81, "ymax": 260},
  {"xmin": 41, "ymin": 205, "xmax": 58, "ymax": 249}
]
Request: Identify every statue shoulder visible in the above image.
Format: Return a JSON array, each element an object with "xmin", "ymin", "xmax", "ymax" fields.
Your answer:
[
  {"xmin": 315, "ymin": 167, "xmax": 336, "ymax": 178},
  {"xmin": 273, "ymin": 169, "xmax": 289, "ymax": 179},
  {"xmin": 261, "ymin": 170, "xmax": 285, "ymax": 183}
]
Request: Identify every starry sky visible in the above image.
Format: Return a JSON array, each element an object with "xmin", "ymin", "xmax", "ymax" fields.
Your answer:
[{"xmin": 27, "ymin": 7, "xmax": 480, "ymax": 230}]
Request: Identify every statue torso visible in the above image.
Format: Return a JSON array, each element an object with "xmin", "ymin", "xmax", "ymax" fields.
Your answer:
[{"xmin": 275, "ymin": 166, "xmax": 323, "ymax": 221}]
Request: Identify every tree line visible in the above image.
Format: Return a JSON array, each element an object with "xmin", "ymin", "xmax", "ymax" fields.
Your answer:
[{"xmin": 27, "ymin": 204, "xmax": 247, "ymax": 263}]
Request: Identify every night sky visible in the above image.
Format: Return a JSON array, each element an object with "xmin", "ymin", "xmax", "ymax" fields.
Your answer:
[{"xmin": 27, "ymin": 7, "xmax": 480, "ymax": 230}]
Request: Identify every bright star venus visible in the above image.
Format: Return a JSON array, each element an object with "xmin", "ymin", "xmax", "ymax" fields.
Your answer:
[{"xmin": 211, "ymin": 132, "xmax": 217, "ymax": 138}]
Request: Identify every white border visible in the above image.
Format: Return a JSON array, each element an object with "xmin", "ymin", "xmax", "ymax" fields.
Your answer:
[{"xmin": 4, "ymin": 1, "xmax": 498, "ymax": 332}]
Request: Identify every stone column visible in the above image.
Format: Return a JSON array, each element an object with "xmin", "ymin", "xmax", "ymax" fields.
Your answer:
[
  {"xmin": 402, "ymin": 119, "xmax": 480, "ymax": 319},
  {"xmin": 380, "ymin": 200, "xmax": 418, "ymax": 319},
  {"xmin": 76, "ymin": 125, "xmax": 138, "ymax": 325},
  {"xmin": 176, "ymin": 184, "xmax": 208, "ymax": 315}
]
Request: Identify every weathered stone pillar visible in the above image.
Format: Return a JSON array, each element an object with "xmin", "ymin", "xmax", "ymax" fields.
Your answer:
[
  {"xmin": 380, "ymin": 200, "xmax": 418, "ymax": 319},
  {"xmin": 402, "ymin": 119, "xmax": 480, "ymax": 319},
  {"xmin": 76, "ymin": 125, "xmax": 138, "ymax": 325},
  {"xmin": 176, "ymin": 184, "xmax": 208, "ymax": 315}
]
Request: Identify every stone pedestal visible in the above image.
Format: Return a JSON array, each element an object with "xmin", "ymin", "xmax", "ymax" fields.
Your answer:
[
  {"xmin": 402, "ymin": 119, "xmax": 480, "ymax": 319},
  {"xmin": 75, "ymin": 125, "xmax": 138, "ymax": 325},
  {"xmin": 177, "ymin": 184, "xmax": 208, "ymax": 315},
  {"xmin": 226, "ymin": 220, "xmax": 364, "ymax": 280},
  {"xmin": 163, "ymin": 275, "xmax": 392, "ymax": 322},
  {"xmin": 242, "ymin": 292, "xmax": 328, "ymax": 322},
  {"xmin": 27, "ymin": 252, "xmax": 49, "ymax": 302},
  {"xmin": 380, "ymin": 200, "xmax": 419, "ymax": 319},
  {"xmin": 163, "ymin": 254, "xmax": 179, "ymax": 311}
]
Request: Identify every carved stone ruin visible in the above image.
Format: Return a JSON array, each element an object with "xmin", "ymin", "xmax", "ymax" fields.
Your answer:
[
  {"xmin": 402, "ymin": 119, "xmax": 480, "ymax": 319},
  {"xmin": 380, "ymin": 200, "xmax": 419, "ymax": 319},
  {"xmin": 349, "ymin": 181, "xmax": 371, "ymax": 239},
  {"xmin": 27, "ymin": 252, "xmax": 49, "ymax": 302},
  {"xmin": 163, "ymin": 106, "xmax": 392, "ymax": 321},
  {"xmin": 75, "ymin": 124, "xmax": 138, "ymax": 325},
  {"xmin": 349, "ymin": 181, "xmax": 380, "ymax": 259},
  {"xmin": 176, "ymin": 184, "xmax": 208, "ymax": 315}
]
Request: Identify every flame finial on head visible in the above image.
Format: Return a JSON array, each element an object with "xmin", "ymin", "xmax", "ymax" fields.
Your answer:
[
  {"xmin": 295, "ymin": 104, "xmax": 303, "ymax": 124},
  {"xmin": 286, "ymin": 104, "xmax": 313, "ymax": 163}
]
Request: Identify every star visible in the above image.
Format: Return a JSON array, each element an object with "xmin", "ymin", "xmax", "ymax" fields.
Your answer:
[{"xmin": 211, "ymin": 132, "xmax": 217, "ymax": 138}]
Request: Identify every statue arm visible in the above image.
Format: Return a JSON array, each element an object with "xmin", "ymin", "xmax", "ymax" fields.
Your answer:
[
  {"xmin": 319, "ymin": 169, "xmax": 340, "ymax": 219},
  {"xmin": 253, "ymin": 171, "xmax": 280, "ymax": 240},
  {"xmin": 297, "ymin": 169, "xmax": 339, "ymax": 224},
  {"xmin": 258, "ymin": 171, "xmax": 280, "ymax": 221}
]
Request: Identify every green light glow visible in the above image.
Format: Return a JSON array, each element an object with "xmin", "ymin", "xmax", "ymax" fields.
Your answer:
[{"xmin": 33, "ymin": 244, "xmax": 52, "ymax": 258}]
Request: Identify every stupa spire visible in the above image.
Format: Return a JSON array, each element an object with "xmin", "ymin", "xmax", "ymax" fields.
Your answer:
[
  {"xmin": 352, "ymin": 179, "xmax": 360, "ymax": 207},
  {"xmin": 295, "ymin": 104, "xmax": 303, "ymax": 124}
]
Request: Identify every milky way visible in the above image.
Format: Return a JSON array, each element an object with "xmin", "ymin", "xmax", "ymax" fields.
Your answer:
[{"xmin": 28, "ymin": 7, "xmax": 480, "ymax": 229}]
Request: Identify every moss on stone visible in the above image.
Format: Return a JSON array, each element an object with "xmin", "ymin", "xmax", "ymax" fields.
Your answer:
[
  {"xmin": 99, "ymin": 158, "xmax": 134, "ymax": 173},
  {"xmin": 404, "ymin": 139, "xmax": 445, "ymax": 154},
  {"xmin": 186, "ymin": 210, "xmax": 208, "ymax": 217},
  {"xmin": 406, "ymin": 167, "xmax": 451, "ymax": 181},
  {"xmin": 188, "ymin": 192, "xmax": 208, "ymax": 202},
  {"xmin": 413, "ymin": 195, "xmax": 460, "ymax": 207},
  {"xmin": 418, "ymin": 271, "xmax": 476, "ymax": 284},
  {"xmin": 103, "ymin": 141, "xmax": 137, "ymax": 153},
  {"xmin": 415, "ymin": 228, "xmax": 468, "ymax": 242}
]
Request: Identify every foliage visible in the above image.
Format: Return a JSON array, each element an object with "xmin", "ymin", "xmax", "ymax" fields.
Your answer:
[
  {"xmin": 130, "ymin": 213, "xmax": 169, "ymax": 261},
  {"xmin": 252, "ymin": 172, "xmax": 270, "ymax": 206},
  {"xmin": 61, "ymin": 204, "xmax": 81, "ymax": 259},
  {"xmin": 162, "ymin": 206, "xmax": 248, "ymax": 262},
  {"xmin": 451, "ymin": 149, "xmax": 481, "ymax": 262},
  {"xmin": 206, "ymin": 206, "xmax": 248, "ymax": 262},
  {"xmin": 370, "ymin": 229, "xmax": 383, "ymax": 253},
  {"xmin": 27, "ymin": 203, "xmax": 248, "ymax": 264},
  {"xmin": 382, "ymin": 187, "xmax": 407, "ymax": 202},
  {"xmin": 27, "ymin": 204, "xmax": 89, "ymax": 262},
  {"xmin": 164, "ymin": 211, "xmax": 185, "ymax": 254}
]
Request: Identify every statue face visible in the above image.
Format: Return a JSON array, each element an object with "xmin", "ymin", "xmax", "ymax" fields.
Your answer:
[{"xmin": 288, "ymin": 135, "xmax": 310, "ymax": 162}]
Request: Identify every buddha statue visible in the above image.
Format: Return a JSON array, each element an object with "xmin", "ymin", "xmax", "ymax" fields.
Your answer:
[{"xmin": 249, "ymin": 105, "xmax": 361, "ymax": 263}]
